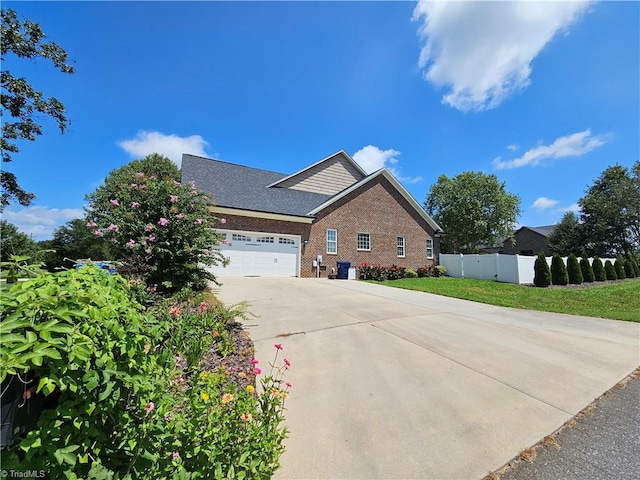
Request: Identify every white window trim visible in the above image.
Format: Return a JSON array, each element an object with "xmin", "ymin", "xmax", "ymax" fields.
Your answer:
[
  {"xmin": 426, "ymin": 238, "xmax": 434, "ymax": 259},
  {"xmin": 326, "ymin": 229, "xmax": 337, "ymax": 255},
  {"xmin": 397, "ymin": 236, "xmax": 405, "ymax": 258},
  {"xmin": 357, "ymin": 232, "xmax": 371, "ymax": 252}
]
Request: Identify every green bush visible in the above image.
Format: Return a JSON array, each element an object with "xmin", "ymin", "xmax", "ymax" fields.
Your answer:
[
  {"xmin": 624, "ymin": 254, "xmax": 637, "ymax": 278},
  {"xmin": 404, "ymin": 268, "xmax": 418, "ymax": 278},
  {"xmin": 533, "ymin": 253, "xmax": 551, "ymax": 287},
  {"xmin": 567, "ymin": 253, "xmax": 583, "ymax": 285},
  {"xmin": 604, "ymin": 260, "xmax": 617, "ymax": 280},
  {"xmin": 592, "ymin": 256, "xmax": 606, "ymax": 281},
  {"xmin": 0, "ymin": 268, "xmax": 288, "ymax": 478},
  {"xmin": 615, "ymin": 258, "xmax": 626, "ymax": 280},
  {"xmin": 416, "ymin": 265, "xmax": 447, "ymax": 278},
  {"xmin": 551, "ymin": 255, "xmax": 568, "ymax": 286}
]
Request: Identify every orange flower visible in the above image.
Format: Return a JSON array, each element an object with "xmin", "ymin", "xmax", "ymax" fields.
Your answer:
[
  {"xmin": 238, "ymin": 372, "xmax": 247, "ymax": 378},
  {"xmin": 240, "ymin": 412, "xmax": 253, "ymax": 422},
  {"xmin": 280, "ymin": 391, "xmax": 289, "ymax": 399},
  {"xmin": 221, "ymin": 393, "xmax": 234, "ymax": 404},
  {"xmin": 212, "ymin": 331, "xmax": 220, "ymax": 338}
]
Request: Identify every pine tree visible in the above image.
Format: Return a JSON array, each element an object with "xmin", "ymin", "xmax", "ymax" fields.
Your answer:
[
  {"xmin": 623, "ymin": 255, "xmax": 636, "ymax": 278},
  {"xmin": 592, "ymin": 256, "xmax": 606, "ymax": 281},
  {"xmin": 580, "ymin": 251, "xmax": 595, "ymax": 283},
  {"xmin": 567, "ymin": 253, "xmax": 583, "ymax": 284},
  {"xmin": 551, "ymin": 254, "xmax": 568, "ymax": 286},
  {"xmin": 604, "ymin": 260, "xmax": 617, "ymax": 280},
  {"xmin": 614, "ymin": 258, "xmax": 626, "ymax": 280},
  {"xmin": 533, "ymin": 252, "xmax": 551, "ymax": 287}
]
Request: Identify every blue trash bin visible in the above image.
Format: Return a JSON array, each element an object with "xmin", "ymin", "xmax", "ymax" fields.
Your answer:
[{"xmin": 337, "ymin": 261, "xmax": 351, "ymax": 279}]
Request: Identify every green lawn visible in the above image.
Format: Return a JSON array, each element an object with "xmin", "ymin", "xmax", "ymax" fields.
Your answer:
[{"xmin": 376, "ymin": 277, "xmax": 640, "ymax": 322}]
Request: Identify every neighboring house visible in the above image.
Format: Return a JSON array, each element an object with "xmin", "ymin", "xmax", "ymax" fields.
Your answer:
[
  {"xmin": 181, "ymin": 150, "xmax": 444, "ymax": 278},
  {"xmin": 500, "ymin": 225, "xmax": 556, "ymax": 256}
]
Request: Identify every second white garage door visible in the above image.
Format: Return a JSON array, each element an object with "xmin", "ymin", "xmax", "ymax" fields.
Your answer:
[{"xmin": 211, "ymin": 230, "xmax": 300, "ymax": 277}]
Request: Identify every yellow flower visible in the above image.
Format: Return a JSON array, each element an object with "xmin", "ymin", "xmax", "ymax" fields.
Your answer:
[
  {"xmin": 238, "ymin": 372, "xmax": 247, "ymax": 379},
  {"xmin": 246, "ymin": 385, "xmax": 255, "ymax": 394},
  {"xmin": 240, "ymin": 412, "xmax": 253, "ymax": 422},
  {"xmin": 270, "ymin": 388, "xmax": 279, "ymax": 397},
  {"xmin": 221, "ymin": 393, "xmax": 234, "ymax": 404},
  {"xmin": 202, "ymin": 393, "xmax": 209, "ymax": 401},
  {"xmin": 280, "ymin": 391, "xmax": 289, "ymax": 399}
]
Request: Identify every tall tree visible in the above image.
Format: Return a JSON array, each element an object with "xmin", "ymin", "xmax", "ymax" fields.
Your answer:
[
  {"xmin": 424, "ymin": 171, "xmax": 520, "ymax": 253},
  {"xmin": 1, "ymin": 8, "xmax": 74, "ymax": 209},
  {"xmin": 547, "ymin": 211, "xmax": 584, "ymax": 256},
  {"xmin": 0, "ymin": 220, "xmax": 37, "ymax": 262},
  {"xmin": 579, "ymin": 162, "xmax": 639, "ymax": 256}
]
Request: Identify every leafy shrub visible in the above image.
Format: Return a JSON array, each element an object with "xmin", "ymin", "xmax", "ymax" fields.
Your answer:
[
  {"xmin": 580, "ymin": 253, "xmax": 595, "ymax": 283},
  {"xmin": 533, "ymin": 253, "xmax": 551, "ymax": 287},
  {"xmin": 615, "ymin": 258, "xmax": 626, "ymax": 280},
  {"xmin": 404, "ymin": 268, "xmax": 418, "ymax": 278},
  {"xmin": 551, "ymin": 255, "xmax": 568, "ymax": 286},
  {"xmin": 592, "ymin": 256, "xmax": 606, "ymax": 281},
  {"xmin": 359, "ymin": 263, "xmax": 386, "ymax": 281},
  {"xmin": 567, "ymin": 253, "xmax": 583, "ymax": 284},
  {"xmin": 0, "ymin": 268, "xmax": 288, "ymax": 478},
  {"xmin": 604, "ymin": 260, "xmax": 617, "ymax": 280},
  {"xmin": 416, "ymin": 265, "xmax": 446, "ymax": 278},
  {"xmin": 624, "ymin": 254, "xmax": 637, "ymax": 278},
  {"xmin": 385, "ymin": 264, "xmax": 406, "ymax": 281}
]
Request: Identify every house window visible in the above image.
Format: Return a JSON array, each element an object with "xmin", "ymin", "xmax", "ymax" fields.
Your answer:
[
  {"xmin": 426, "ymin": 239, "xmax": 434, "ymax": 259},
  {"xmin": 397, "ymin": 236, "xmax": 405, "ymax": 258},
  {"xmin": 357, "ymin": 233, "xmax": 371, "ymax": 251},
  {"xmin": 279, "ymin": 237, "xmax": 295, "ymax": 245},
  {"xmin": 257, "ymin": 236, "xmax": 274, "ymax": 243},
  {"xmin": 232, "ymin": 234, "xmax": 251, "ymax": 242},
  {"xmin": 326, "ymin": 229, "xmax": 337, "ymax": 254}
]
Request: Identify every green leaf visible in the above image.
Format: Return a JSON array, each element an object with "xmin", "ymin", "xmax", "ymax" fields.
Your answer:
[{"xmin": 98, "ymin": 382, "xmax": 113, "ymax": 401}]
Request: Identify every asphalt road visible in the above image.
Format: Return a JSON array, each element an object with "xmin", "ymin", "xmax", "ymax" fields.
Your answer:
[{"xmin": 214, "ymin": 277, "xmax": 640, "ymax": 480}]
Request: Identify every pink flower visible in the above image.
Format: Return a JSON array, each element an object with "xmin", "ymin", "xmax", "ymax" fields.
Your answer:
[
  {"xmin": 253, "ymin": 367, "xmax": 261, "ymax": 375},
  {"xmin": 170, "ymin": 306, "xmax": 180, "ymax": 317},
  {"xmin": 126, "ymin": 239, "xmax": 136, "ymax": 248},
  {"xmin": 131, "ymin": 202, "xmax": 140, "ymax": 209},
  {"xmin": 170, "ymin": 195, "xmax": 178, "ymax": 203},
  {"xmin": 107, "ymin": 223, "xmax": 119, "ymax": 232},
  {"xmin": 250, "ymin": 359, "xmax": 259, "ymax": 365},
  {"xmin": 158, "ymin": 218, "xmax": 169, "ymax": 227},
  {"xmin": 110, "ymin": 199, "xmax": 119, "ymax": 206},
  {"xmin": 284, "ymin": 358, "xmax": 291, "ymax": 368},
  {"xmin": 274, "ymin": 344, "xmax": 283, "ymax": 350},
  {"xmin": 135, "ymin": 172, "xmax": 145, "ymax": 179},
  {"xmin": 144, "ymin": 224, "xmax": 154, "ymax": 232},
  {"xmin": 200, "ymin": 301, "xmax": 207, "ymax": 309},
  {"xmin": 172, "ymin": 452, "xmax": 180, "ymax": 460},
  {"xmin": 173, "ymin": 180, "xmax": 181, "ymax": 186},
  {"xmin": 140, "ymin": 184, "xmax": 147, "ymax": 190},
  {"xmin": 174, "ymin": 355, "xmax": 181, "ymax": 362},
  {"xmin": 131, "ymin": 183, "xmax": 138, "ymax": 188},
  {"xmin": 286, "ymin": 382, "xmax": 292, "ymax": 388},
  {"xmin": 176, "ymin": 213, "xmax": 184, "ymax": 220},
  {"xmin": 147, "ymin": 235, "xmax": 156, "ymax": 243},
  {"xmin": 220, "ymin": 218, "xmax": 227, "ymax": 224},
  {"xmin": 94, "ymin": 230, "xmax": 104, "ymax": 237},
  {"xmin": 195, "ymin": 218, "xmax": 203, "ymax": 225},
  {"xmin": 145, "ymin": 402, "xmax": 155, "ymax": 413},
  {"xmin": 86, "ymin": 221, "xmax": 97, "ymax": 228}
]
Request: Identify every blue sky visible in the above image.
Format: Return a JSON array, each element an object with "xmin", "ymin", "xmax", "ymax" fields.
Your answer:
[{"xmin": 3, "ymin": 1, "xmax": 639, "ymax": 240}]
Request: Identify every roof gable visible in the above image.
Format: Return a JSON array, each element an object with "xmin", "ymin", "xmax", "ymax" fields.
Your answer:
[
  {"xmin": 517, "ymin": 225, "xmax": 556, "ymax": 238},
  {"xmin": 308, "ymin": 168, "xmax": 444, "ymax": 234},
  {"xmin": 267, "ymin": 150, "xmax": 366, "ymax": 195}
]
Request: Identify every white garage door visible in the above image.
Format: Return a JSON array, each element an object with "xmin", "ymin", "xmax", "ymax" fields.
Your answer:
[{"xmin": 210, "ymin": 230, "xmax": 300, "ymax": 277}]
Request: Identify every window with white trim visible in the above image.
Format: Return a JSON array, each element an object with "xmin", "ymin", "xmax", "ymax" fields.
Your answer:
[
  {"xmin": 279, "ymin": 237, "xmax": 295, "ymax": 245},
  {"xmin": 326, "ymin": 229, "xmax": 337, "ymax": 254},
  {"xmin": 426, "ymin": 239, "xmax": 434, "ymax": 259},
  {"xmin": 357, "ymin": 233, "xmax": 371, "ymax": 251},
  {"xmin": 232, "ymin": 233, "xmax": 251, "ymax": 242},
  {"xmin": 257, "ymin": 236, "xmax": 274, "ymax": 243},
  {"xmin": 397, "ymin": 236, "xmax": 405, "ymax": 258}
]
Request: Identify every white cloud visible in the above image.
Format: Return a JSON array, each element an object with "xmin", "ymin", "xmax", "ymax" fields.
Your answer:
[
  {"xmin": 493, "ymin": 129, "xmax": 607, "ymax": 170},
  {"xmin": 558, "ymin": 203, "xmax": 581, "ymax": 213},
  {"xmin": 3, "ymin": 206, "xmax": 84, "ymax": 241},
  {"xmin": 117, "ymin": 131, "xmax": 210, "ymax": 168},
  {"xmin": 507, "ymin": 144, "xmax": 519, "ymax": 152},
  {"xmin": 531, "ymin": 197, "xmax": 559, "ymax": 212},
  {"xmin": 352, "ymin": 145, "xmax": 423, "ymax": 184},
  {"xmin": 412, "ymin": 1, "xmax": 590, "ymax": 112}
]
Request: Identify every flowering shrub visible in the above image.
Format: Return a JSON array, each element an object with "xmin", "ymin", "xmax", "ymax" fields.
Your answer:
[
  {"xmin": 0, "ymin": 267, "xmax": 289, "ymax": 478},
  {"xmin": 416, "ymin": 265, "xmax": 446, "ymax": 277},
  {"xmin": 84, "ymin": 154, "xmax": 226, "ymax": 293}
]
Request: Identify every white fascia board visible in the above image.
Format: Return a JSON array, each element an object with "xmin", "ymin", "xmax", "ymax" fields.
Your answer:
[
  {"xmin": 266, "ymin": 150, "xmax": 367, "ymax": 188},
  {"xmin": 210, "ymin": 206, "xmax": 314, "ymax": 224},
  {"xmin": 308, "ymin": 169, "xmax": 445, "ymax": 234}
]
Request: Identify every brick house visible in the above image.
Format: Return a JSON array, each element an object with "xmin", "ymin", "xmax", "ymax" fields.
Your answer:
[
  {"xmin": 181, "ymin": 150, "xmax": 444, "ymax": 277},
  {"xmin": 500, "ymin": 225, "xmax": 556, "ymax": 256}
]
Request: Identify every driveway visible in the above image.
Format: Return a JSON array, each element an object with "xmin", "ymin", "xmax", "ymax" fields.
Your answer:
[{"xmin": 213, "ymin": 278, "xmax": 640, "ymax": 480}]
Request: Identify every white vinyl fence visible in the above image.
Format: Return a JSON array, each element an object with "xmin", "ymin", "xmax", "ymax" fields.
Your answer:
[{"xmin": 440, "ymin": 254, "xmax": 617, "ymax": 285}]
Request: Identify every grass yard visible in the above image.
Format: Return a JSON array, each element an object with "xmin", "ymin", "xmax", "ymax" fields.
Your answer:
[{"xmin": 378, "ymin": 277, "xmax": 640, "ymax": 322}]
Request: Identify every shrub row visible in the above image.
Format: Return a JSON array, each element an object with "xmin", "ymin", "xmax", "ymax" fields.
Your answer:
[
  {"xmin": 358, "ymin": 263, "xmax": 446, "ymax": 281},
  {"xmin": 534, "ymin": 253, "xmax": 639, "ymax": 287}
]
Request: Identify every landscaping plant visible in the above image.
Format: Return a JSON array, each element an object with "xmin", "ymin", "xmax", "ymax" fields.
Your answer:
[
  {"xmin": 592, "ymin": 256, "xmax": 606, "ymax": 282},
  {"xmin": 604, "ymin": 259, "xmax": 617, "ymax": 280},
  {"xmin": 551, "ymin": 254, "xmax": 568, "ymax": 286},
  {"xmin": 614, "ymin": 257, "xmax": 626, "ymax": 280},
  {"xmin": 533, "ymin": 253, "xmax": 551, "ymax": 287},
  {"xmin": 580, "ymin": 252, "xmax": 595, "ymax": 283},
  {"xmin": 566, "ymin": 253, "xmax": 583, "ymax": 285},
  {"xmin": 624, "ymin": 254, "xmax": 637, "ymax": 278}
]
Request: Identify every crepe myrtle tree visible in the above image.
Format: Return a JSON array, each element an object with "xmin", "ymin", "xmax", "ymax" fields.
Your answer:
[{"xmin": 84, "ymin": 154, "xmax": 226, "ymax": 292}]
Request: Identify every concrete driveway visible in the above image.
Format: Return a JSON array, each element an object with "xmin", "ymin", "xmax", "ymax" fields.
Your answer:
[{"xmin": 213, "ymin": 278, "xmax": 640, "ymax": 480}]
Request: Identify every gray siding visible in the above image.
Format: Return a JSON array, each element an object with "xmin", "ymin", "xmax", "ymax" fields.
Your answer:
[{"xmin": 276, "ymin": 153, "xmax": 364, "ymax": 195}]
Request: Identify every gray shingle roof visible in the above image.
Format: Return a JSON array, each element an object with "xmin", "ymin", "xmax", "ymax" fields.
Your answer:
[
  {"xmin": 526, "ymin": 225, "xmax": 556, "ymax": 237},
  {"xmin": 181, "ymin": 154, "xmax": 333, "ymax": 217}
]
